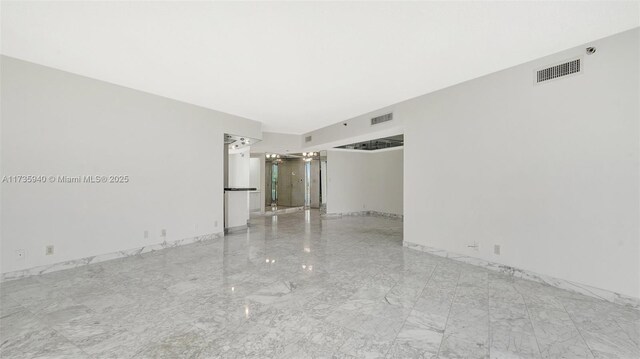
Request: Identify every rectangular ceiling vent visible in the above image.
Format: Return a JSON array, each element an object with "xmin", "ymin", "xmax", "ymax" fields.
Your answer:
[
  {"xmin": 536, "ymin": 58, "xmax": 581, "ymax": 84},
  {"xmin": 305, "ymin": 135, "xmax": 312, "ymax": 142},
  {"xmin": 371, "ymin": 113, "xmax": 393, "ymax": 126}
]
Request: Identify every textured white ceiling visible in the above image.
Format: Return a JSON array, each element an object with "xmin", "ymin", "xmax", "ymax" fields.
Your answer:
[{"xmin": 2, "ymin": 1, "xmax": 638, "ymax": 134}]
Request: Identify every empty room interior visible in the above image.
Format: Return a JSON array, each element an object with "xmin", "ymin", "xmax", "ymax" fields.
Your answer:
[{"xmin": 1, "ymin": 2, "xmax": 639, "ymax": 358}]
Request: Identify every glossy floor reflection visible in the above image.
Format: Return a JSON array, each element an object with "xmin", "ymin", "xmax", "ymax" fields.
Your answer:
[{"xmin": 1, "ymin": 210, "xmax": 638, "ymax": 358}]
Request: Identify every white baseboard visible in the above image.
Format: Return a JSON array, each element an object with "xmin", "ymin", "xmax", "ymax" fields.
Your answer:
[
  {"xmin": 322, "ymin": 210, "xmax": 403, "ymax": 220},
  {"xmin": 1, "ymin": 232, "xmax": 224, "ymax": 282},
  {"xmin": 404, "ymin": 241, "xmax": 640, "ymax": 310}
]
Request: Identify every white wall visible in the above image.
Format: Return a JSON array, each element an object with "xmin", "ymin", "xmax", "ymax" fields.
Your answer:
[
  {"xmin": 327, "ymin": 148, "xmax": 403, "ymax": 215},
  {"xmin": 250, "ymin": 131, "xmax": 302, "ymax": 155},
  {"xmin": 228, "ymin": 147, "xmax": 250, "ymax": 188},
  {"xmin": 401, "ymin": 29, "xmax": 639, "ymax": 298},
  {"xmin": 249, "ymin": 157, "xmax": 261, "ymax": 190},
  {"xmin": 368, "ymin": 149, "xmax": 403, "ymax": 215},
  {"xmin": 249, "ymin": 155, "xmax": 263, "ymax": 212},
  {"xmin": 0, "ymin": 56, "xmax": 261, "ymax": 274}
]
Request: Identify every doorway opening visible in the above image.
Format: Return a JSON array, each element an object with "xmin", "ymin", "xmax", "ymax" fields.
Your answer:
[
  {"xmin": 270, "ymin": 162, "xmax": 278, "ymax": 205},
  {"xmin": 304, "ymin": 161, "xmax": 311, "ymax": 207},
  {"xmin": 264, "ymin": 152, "xmax": 321, "ymax": 213}
]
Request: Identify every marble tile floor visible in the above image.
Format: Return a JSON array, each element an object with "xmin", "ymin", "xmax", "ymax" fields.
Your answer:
[{"xmin": 1, "ymin": 210, "xmax": 638, "ymax": 358}]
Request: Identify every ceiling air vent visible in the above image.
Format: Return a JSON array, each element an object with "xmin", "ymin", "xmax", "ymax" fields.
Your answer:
[
  {"xmin": 305, "ymin": 135, "xmax": 312, "ymax": 142},
  {"xmin": 536, "ymin": 58, "xmax": 581, "ymax": 84},
  {"xmin": 371, "ymin": 113, "xmax": 393, "ymax": 126}
]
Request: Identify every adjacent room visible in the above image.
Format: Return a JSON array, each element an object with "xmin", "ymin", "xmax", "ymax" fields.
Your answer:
[{"xmin": 1, "ymin": 2, "xmax": 639, "ymax": 358}]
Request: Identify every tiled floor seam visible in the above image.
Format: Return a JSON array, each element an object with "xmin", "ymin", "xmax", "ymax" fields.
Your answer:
[
  {"xmin": 613, "ymin": 318, "xmax": 640, "ymax": 349},
  {"xmin": 436, "ymin": 270, "xmax": 462, "ymax": 358},
  {"xmin": 512, "ymin": 284, "xmax": 543, "ymax": 358},
  {"xmin": 382, "ymin": 263, "xmax": 441, "ymax": 358},
  {"xmin": 486, "ymin": 276, "xmax": 490, "ymax": 359},
  {"xmin": 559, "ymin": 299, "xmax": 597, "ymax": 358},
  {"xmin": 5, "ymin": 297, "xmax": 92, "ymax": 358},
  {"xmin": 333, "ymin": 270, "xmax": 403, "ymax": 356}
]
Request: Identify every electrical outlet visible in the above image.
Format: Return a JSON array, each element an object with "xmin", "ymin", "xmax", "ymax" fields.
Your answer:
[
  {"xmin": 144, "ymin": 230, "xmax": 149, "ymax": 239},
  {"xmin": 494, "ymin": 245, "xmax": 501, "ymax": 255},
  {"xmin": 214, "ymin": 220, "xmax": 218, "ymax": 228},
  {"xmin": 46, "ymin": 245, "xmax": 54, "ymax": 255},
  {"xmin": 161, "ymin": 229, "xmax": 166, "ymax": 237},
  {"xmin": 16, "ymin": 249, "xmax": 25, "ymax": 260}
]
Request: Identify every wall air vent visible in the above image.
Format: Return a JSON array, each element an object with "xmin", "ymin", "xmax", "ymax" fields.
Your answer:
[
  {"xmin": 305, "ymin": 135, "xmax": 312, "ymax": 142},
  {"xmin": 536, "ymin": 58, "xmax": 581, "ymax": 84},
  {"xmin": 371, "ymin": 113, "xmax": 393, "ymax": 126}
]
